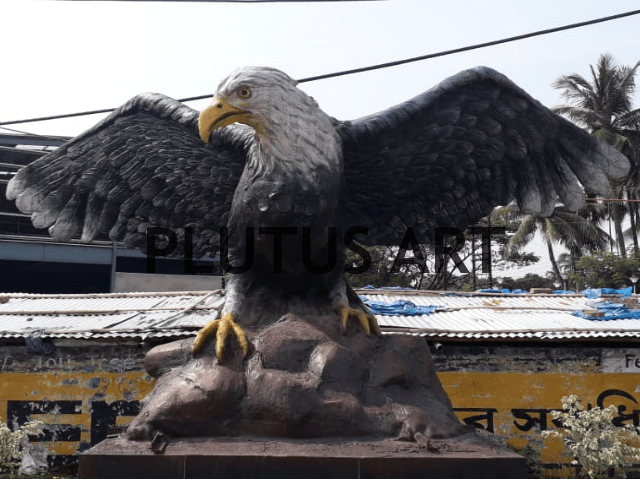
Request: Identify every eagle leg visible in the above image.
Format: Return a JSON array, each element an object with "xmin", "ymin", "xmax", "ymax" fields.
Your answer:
[
  {"xmin": 192, "ymin": 312, "xmax": 249, "ymax": 361},
  {"xmin": 336, "ymin": 302, "xmax": 381, "ymax": 336}
]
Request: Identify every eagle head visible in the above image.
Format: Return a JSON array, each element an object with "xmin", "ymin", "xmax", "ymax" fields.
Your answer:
[
  {"xmin": 199, "ymin": 67, "xmax": 309, "ymax": 141},
  {"xmin": 199, "ymin": 66, "xmax": 342, "ymax": 173}
]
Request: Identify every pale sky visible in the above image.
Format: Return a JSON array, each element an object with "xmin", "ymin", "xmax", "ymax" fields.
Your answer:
[
  {"xmin": 2, "ymin": 0, "xmax": 639, "ymax": 281},
  {"xmin": 2, "ymin": 0, "xmax": 639, "ymax": 138}
]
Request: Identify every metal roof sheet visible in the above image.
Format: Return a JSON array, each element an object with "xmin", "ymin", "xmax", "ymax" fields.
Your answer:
[
  {"xmin": 0, "ymin": 289, "xmax": 639, "ymax": 342},
  {"xmin": 0, "ymin": 291, "xmax": 224, "ymax": 340}
]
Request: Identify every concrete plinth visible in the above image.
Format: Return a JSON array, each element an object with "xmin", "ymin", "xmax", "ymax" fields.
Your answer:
[{"xmin": 79, "ymin": 436, "xmax": 526, "ymax": 478}]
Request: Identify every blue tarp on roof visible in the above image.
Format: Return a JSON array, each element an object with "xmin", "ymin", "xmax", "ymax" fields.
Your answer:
[
  {"xmin": 360, "ymin": 297, "xmax": 441, "ymax": 316},
  {"xmin": 572, "ymin": 289, "xmax": 640, "ymax": 320},
  {"xmin": 581, "ymin": 287, "xmax": 633, "ymax": 299},
  {"xmin": 361, "ymin": 286, "xmax": 413, "ymax": 290},
  {"xmin": 477, "ymin": 288, "xmax": 528, "ymax": 294},
  {"xmin": 573, "ymin": 305, "xmax": 640, "ymax": 321}
]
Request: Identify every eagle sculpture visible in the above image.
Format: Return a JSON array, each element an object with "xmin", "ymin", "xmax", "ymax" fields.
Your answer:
[{"xmin": 7, "ymin": 66, "xmax": 629, "ymax": 360}]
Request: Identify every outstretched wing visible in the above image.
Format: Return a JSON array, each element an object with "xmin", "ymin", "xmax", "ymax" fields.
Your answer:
[
  {"xmin": 7, "ymin": 93, "xmax": 251, "ymax": 257},
  {"xmin": 337, "ymin": 67, "xmax": 629, "ymax": 246}
]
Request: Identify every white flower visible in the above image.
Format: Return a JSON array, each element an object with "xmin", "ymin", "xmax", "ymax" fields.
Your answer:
[
  {"xmin": 0, "ymin": 417, "xmax": 43, "ymax": 475},
  {"xmin": 543, "ymin": 395, "xmax": 640, "ymax": 479}
]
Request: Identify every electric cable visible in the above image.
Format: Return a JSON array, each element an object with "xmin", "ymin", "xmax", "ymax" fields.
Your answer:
[
  {"xmin": 0, "ymin": 125, "xmax": 71, "ymax": 143},
  {"xmin": 0, "ymin": 8, "xmax": 638, "ymax": 128}
]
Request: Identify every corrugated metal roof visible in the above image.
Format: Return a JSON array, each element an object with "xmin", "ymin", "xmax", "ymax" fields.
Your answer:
[
  {"xmin": 365, "ymin": 291, "xmax": 640, "ymax": 341},
  {"xmin": 0, "ymin": 291, "xmax": 225, "ymax": 340},
  {"xmin": 1, "ymin": 289, "xmax": 639, "ymax": 342}
]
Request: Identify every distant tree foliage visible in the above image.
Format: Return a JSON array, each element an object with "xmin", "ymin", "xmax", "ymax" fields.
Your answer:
[
  {"xmin": 553, "ymin": 53, "xmax": 640, "ymax": 257},
  {"xmin": 346, "ymin": 225, "xmax": 540, "ymax": 291},
  {"xmin": 346, "ymin": 245, "xmax": 416, "ymax": 289},
  {"xmin": 462, "ymin": 273, "xmax": 556, "ymax": 292},
  {"xmin": 492, "ymin": 203, "xmax": 610, "ymax": 284},
  {"xmin": 569, "ymin": 250, "xmax": 640, "ymax": 290}
]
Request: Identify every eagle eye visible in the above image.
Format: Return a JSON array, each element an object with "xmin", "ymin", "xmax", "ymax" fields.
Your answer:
[{"xmin": 236, "ymin": 86, "xmax": 252, "ymax": 99}]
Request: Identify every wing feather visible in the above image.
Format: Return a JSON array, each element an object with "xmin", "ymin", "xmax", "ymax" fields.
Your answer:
[
  {"xmin": 81, "ymin": 192, "xmax": 106, "ymax": 242},
  {"xmin": 49, "ymin": 188, "xmax": 87, "ymax": 241},
  {"xmin": 6, "ymin": 93, "xmax": 251, "ymax": 257},
  {"xmin": 338, "ymin": 67, "xmax": 630, "ymax": 246}
]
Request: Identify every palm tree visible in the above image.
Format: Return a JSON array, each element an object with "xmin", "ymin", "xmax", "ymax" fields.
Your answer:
[
  {"xmin": 493, "ymin": 203, "xmax": 611, "ymax": 283},
  {"xmin": 552, "ymin": 53, "xmax": 640, "ymax": 257}
]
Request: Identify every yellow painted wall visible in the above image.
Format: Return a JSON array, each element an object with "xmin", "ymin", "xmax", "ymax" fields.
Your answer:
[
  {"xmin": 2, "ymin": 359, "xmax": 639, "ymax": 476},
  {"xmin": 0, "ymin": 371, "xmax": 154, "ymax": 464},
  {"xmin": 439, "ymin": 371, "xmax": 640, "ymax": 477}
]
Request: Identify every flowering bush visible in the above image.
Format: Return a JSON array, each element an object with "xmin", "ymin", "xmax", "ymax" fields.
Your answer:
[
  {"xmin": 543, "ymin": 395, "xmax": 640, "ymax": 478},
  {"xmin": 0, "ymin": 418, "xmax": 43, "ymax": 476}
]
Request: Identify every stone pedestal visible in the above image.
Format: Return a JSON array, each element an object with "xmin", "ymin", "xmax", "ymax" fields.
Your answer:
[
  {"xmin": 84, "ymin": 314, "xmax": 526, "ymax": 478},
  {"xmin": 80, "ymin": 436, "xmax": 526, "ymax": 478}
]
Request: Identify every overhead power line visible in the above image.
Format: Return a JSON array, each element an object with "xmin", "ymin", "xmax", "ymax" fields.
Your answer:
[
  {"xmin": 1, "ymin": 8, "xmax": 639, "ymax": 128},
  {"xmin": 0, "ymin": 125, "xmax": 71, "ymax": 144},
  {"xmin": 585, "ymin": 198, "xmax": 640, "ymax": 203},
  {"xmin": 297, "ymin": 9, "xmax": 640, "ymax": 83}
]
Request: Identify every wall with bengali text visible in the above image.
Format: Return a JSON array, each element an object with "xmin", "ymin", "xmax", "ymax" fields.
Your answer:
[
  {"xmin": 434, "ymin": 343, "xmax": 640, "ymax": 477},
  {"xmin": 1, "ymin": 341, "xmax": 639, "ymax": 476}
]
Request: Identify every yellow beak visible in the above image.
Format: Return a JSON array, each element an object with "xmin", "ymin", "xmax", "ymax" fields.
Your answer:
[{"xmin": 198, "ymin": 98, "xmax": 251, "ymax": 143}]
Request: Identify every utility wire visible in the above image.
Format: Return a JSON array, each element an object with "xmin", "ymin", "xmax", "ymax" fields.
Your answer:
[
  {"xmin": 297, "ymin": 9, "xmax": 640, "ymax": 83},
  {"xmin": 586, "ymin": 198, "xmax": 640, "ymax": 203},
  {"xmin": 0, "ymin": 125, "xmax": 71, "ymax": 143},
  {"xmin": 1, "ymin": 8, "xmax": 639, "ymax": 128}
]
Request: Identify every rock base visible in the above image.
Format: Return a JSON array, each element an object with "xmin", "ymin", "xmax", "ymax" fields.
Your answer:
[
  {"xmin": 126, "ymin": 314, "xmax": 471, "ymax": 442},
  {"xmin": 80, "ymin": 435, "xmax": 526, "ymax": 478}
]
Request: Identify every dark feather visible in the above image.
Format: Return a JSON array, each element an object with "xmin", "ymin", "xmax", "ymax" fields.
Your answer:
[
  {"xmin": 49, "ymin": 189, "xmax": 87, "ymax": 241},
  {"xmin": 7, "ymin": 93, "xmax": 251, "ymax": 257},
  {"xmin": 338, "ymin": 66, "xmax": 630, "ymax": 246},
  {"xmin": 81, "ymin": 192, "xmax": 106, "ymax": 242}
]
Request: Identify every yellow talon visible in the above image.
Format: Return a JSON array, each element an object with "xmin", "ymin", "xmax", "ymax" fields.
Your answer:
[
  {"xmin": 193, "ymin": 319, "xmax": 220, "ymax": 352},
  {"xmin": 231, "ymin": 322, "xmax": 250, "ymax": 352},
  {"xmin": 192, "ymin": 313, "xmax": 249, "ymax": 361},
  {"xmin": 338, "ymin": 305, "xmax": 381, "ymax": 336}
]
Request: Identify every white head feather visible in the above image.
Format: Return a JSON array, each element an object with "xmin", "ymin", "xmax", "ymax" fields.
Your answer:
[{"xmin": 215, "ymin": 67, "xmax": 342, "ymax": 176}]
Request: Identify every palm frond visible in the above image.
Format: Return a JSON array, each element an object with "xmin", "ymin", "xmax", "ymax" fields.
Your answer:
[{"xmin": 508, "ymin": 215, "xmax": 539, "ymax": 250}]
